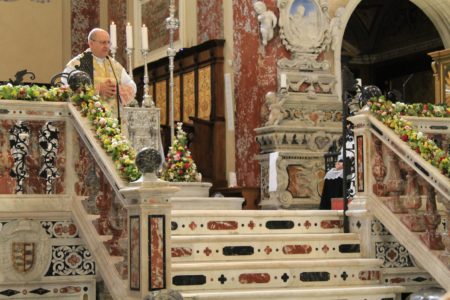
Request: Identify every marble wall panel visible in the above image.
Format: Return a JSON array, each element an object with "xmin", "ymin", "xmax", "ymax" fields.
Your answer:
[
  {"xmin": 71, "ymin": 0, "xmax": 100, "ymax": 58},
  {"xmin": 148, "ymin": 215, "xmax": 166, "ymax": 291},
  {"xmin": 197, "ymin": 0, "xmax": 224, "ymax": 44},
  {"xmin": 129, "ymin": 216, "xmax": 140, "ymax": 290}
]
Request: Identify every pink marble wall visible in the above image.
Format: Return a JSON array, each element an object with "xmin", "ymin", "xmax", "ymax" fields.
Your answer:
[
  {"xmin": 71, "ymin": 0, "xmax": 100, "ymax": 57},
  {"xmin": 233, "ymin": 0, "xmax": 289, "ymax": 187},
  {"xmin": 142, "ymin": 0, "xmax": 180, "ymax": 51},
  {"xmin": 108, "ymin": 0, "xmax": 127, "ymax": 67},
  {"xmin": 197, "ymin": 0, "xmax": 224, "ymax": 43}
]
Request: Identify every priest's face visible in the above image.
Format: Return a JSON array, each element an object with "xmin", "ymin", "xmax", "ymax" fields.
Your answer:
[{"xmin": 88, "ymin": 30, "xmax": 111, "ymax": 59}]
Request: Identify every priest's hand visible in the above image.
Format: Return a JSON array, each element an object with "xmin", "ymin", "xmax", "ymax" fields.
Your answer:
[
  {"xmin": 97, "ymin": 79, "xmax": 117, "ymax": 98},
  {"xmin": 119, "ymin": 84, "xmax": 136, "ymax": 106}
]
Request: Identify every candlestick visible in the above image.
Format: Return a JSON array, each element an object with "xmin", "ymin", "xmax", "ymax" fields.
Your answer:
[
  {"xmin": 141, "ymin": 49, "xmax": 154, "ymax": 108},
  {"xmin": 126, "ymin": 47, "xmax": 134, "ymax": 80},
  {"xmin": 141, "ymin": 24, "xmax": 149, "ymax": 50},
  {"xmin": 166, "ymin": 0, "xmax": 180, "ymax": 146},
  {"xmin": 126, "ymin": 22, "xmax": 133, "ymax": 49}
]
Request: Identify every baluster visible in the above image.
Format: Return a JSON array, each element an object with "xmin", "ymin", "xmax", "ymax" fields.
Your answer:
[
  {"xmin": 38, "ymin": 122, "xmax": 60, "ymax": 194},
  {"xmin": 82, "ymin": 164, "xmax": 100, "ymax": 214},
  {"xmin": 9, "ymin": 121, "xmax": 30, "ymax": 194},
  {"xmin": 115, "ymin": 206, "xmax": 129, "ymax": 279},
  {"xmin": 440, "ymin": 202, "xmax": 450, "ymax": 266},
  {"xmin": 420, "ymin": 184, "xmax": 444, "ymax": 250},
  {"xmin": 400, "ymin": 164, "xmax": 425, "ymax": 231},
  {"xmin": 94, "ymin": 174, "xmax": 112, "ymax": 236},
  {"xmin": 384, "ymin": 149, "xmax": 406, "ymax": 213},
  {"xmin": 372, "ymin": 138, "xmax": 387, "ymax": 196},
  {"xmin": 105, "ymin": 196, "xmax": 126, "ymax": 256}
]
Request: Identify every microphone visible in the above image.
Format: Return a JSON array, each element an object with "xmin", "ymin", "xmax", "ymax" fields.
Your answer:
[{"xmin": 106, "ymin": 56, "xmax": 122, "ymax": 124}]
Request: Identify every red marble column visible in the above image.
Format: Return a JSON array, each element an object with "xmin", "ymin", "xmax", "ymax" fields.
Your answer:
[
  {"xmin": 233, "ymin": 0, "xmax": 288, "ymax": 187},
  {"xmin": 108, "ymin": 0, "xmax": 127, "ymax": 67},
  {"xmin": 197, "ymin": 0, "xmax": 224, "ymax": 44},
  {"xmin": 71, "ymin": 0, "xmax": 100, "ymax": 57}
]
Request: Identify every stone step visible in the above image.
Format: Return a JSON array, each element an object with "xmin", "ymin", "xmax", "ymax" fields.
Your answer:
[
  {"xmin": 171, "ymin": 259, "xmax": 383, "ymax": 291},
  {"xmin": 169, "ymin": 197, "xmax": 244, "ymax": 210},
  {"xmin": 172, "ymin": 210, "xmax": 344, "ymax": 235},
  {"xmin": 180, "ymin": 285, "xmax": 404, "ymax": 300},
  {"xmin": 172, "ymin": 233, "xmax": 361, "ymax": 262}
]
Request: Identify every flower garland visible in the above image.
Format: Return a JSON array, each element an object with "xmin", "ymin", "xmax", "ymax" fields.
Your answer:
[
  {"xmin": 0, "ymin": 83, "xmax": 141, "ymax": 182},
  {"xmin": 368, "ymin": 97, "xmax": 450, "ymax": 177},
  {"xmin": 73, "ymin": 86, "xmax": 141, "ymax": 182},
  {"xmin": 0, "ymin": 83, "xmax": 71, "ymax": 102},
  {"xmin": 161, "ymin": 122, "xmax": 200, "ymax": 182}
]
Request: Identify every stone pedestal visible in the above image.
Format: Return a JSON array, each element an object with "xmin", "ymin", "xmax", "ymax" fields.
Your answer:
[{"xmin": 120, "ymin": 180, "xmax": 179, "ymax": 298}]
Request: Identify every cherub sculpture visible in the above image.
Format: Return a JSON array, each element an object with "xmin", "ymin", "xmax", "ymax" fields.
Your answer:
[
  {"xmin": 265, "ymin": 91, "xmax": 286, "ymax": 126},
  {"xmin": 254, "ymin": 1, "xmax": 277, "ymax": 46}
]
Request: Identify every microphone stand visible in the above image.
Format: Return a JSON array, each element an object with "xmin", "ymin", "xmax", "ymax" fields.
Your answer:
[{"xmin": 107, "ymin": 56, "xmax": 122, "ymax": 124}]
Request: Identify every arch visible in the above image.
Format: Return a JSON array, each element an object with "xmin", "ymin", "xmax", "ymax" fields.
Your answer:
[{"xmin": 333, "ymin": 0, "xmax": 450, "ymax": 101}]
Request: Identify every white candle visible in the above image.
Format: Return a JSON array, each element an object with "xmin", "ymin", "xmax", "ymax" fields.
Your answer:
[
  {"xmin": 126, "ymin": 22, "xmax": 133, "ymax": 49},
  {"xmin": 110, "ymin": 21, "xmax": 117, "ymax": 48},
  {"xmin": 141, "ymin": 24, "xmax": 149, "ymax": 50},
  {"xmin": 280, "ymin": 73, "xmax": 287, "ymax": 89}
]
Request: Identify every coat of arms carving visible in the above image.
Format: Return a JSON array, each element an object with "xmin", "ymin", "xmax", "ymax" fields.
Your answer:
[
  {"xmin": 12, "ymin": 242, "xmax": 35, "ymax": 273},
  {"xmin": 0, "ymin": 220, "xmax": 51, "ymax": 281}
]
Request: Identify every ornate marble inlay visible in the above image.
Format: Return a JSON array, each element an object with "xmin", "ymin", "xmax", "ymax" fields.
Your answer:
[
  {"xmin": 46, "ymin": 245, "xmax": 95, "ymax": 276},
  {"xmin": 375, "ymin": 242, "xmax": 415, "ymax": 268}
]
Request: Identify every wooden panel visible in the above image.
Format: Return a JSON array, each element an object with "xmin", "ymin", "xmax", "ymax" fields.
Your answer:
[
  {"xmin": 134, "ymin": 40, "xmax": 227, "ymax": 188},
  {"xmin": 198, "ymin": 66, "xmax": 212, "ymax": 120},
  {"xmin": 183, "ymin": 71, "xmax": 195, "ymax": 124},
  {"xmin": 174, "ymin": 75, "xmax": 181, "ymax": 122},
  {"xmin": 156, "ymin": 81, "xmax": 167, "ymax": 125}
]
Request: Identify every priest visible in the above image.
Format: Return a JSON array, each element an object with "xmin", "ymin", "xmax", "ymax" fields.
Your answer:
[{"xmin": 63, "ymin": 28, "xmax": 136, "ymax": 120}]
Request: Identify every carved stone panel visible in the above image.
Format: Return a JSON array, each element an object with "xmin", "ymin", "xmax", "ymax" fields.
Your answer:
[
  {"xmin": 277, "ymin": 0, "xmax": 331, "ymax": 55},
  {"xmin": 122, "ymin": 107, "xmax": 161, "ymax": 152}
]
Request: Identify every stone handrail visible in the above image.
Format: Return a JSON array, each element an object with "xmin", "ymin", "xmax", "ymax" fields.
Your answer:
[{"xmin": 349, "ymin": 112, "xmax": 450, "ymax": 290}]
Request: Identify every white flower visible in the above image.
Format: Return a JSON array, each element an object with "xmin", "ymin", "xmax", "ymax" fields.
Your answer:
[
  {"xmin": 94, "ymin": 101, "xmax": 102, "ymax": 108},
  {"xmin": 417, "ymin": 132, "xmax": 424, "ymax": 139},
  {"xmin": 99, "ymin": 118, "xmax": 106, "ymax": 125}
]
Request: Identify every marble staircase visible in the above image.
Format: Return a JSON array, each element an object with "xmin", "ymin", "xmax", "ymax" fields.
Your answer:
[{"xmin": 170, "ymin": 209, "xmax": 404, "ymax": 299}]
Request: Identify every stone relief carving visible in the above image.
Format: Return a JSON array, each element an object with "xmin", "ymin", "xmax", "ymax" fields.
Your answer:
[
  {"xmin": 267, "ymin": 155, "xmax": 323, "ymax": 208},
  {"xmin": 254, "ymin": 1, "xmax": 278, "ymax": 46},
  {"xmin": 257, "ymin": 131, "xmax": 340, "ymax": 152},
  {"xmin": 0, "ymin": 220, "xmax": 51, "ymax": 282},
  {"xmin": 265, "ymin": 91, "xmax": 287, "ymax": 126},
  {"xmin": 277, "ymin": 0, "xmax": 331, "ymax": 55},
  {"xmin": 122, "ymin": 107, "xmax": 161, "ymax": 153}
]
